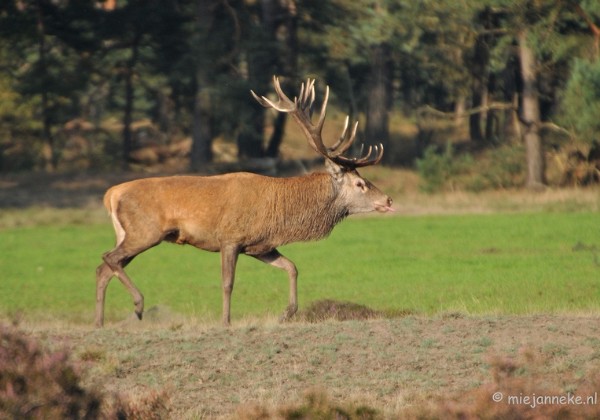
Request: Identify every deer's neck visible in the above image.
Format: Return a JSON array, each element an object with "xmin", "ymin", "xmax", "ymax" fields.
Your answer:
[{"xmin": 268, "ymin": 173, "xmax": 348, "ymax": 244}]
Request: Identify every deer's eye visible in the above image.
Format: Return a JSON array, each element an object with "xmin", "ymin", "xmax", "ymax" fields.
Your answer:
[{"xmin": 355, "ymin": 180, "xmax": 366, "ymax": 190}]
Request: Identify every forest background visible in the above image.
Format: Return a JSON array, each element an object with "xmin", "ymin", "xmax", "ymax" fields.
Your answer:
[
  {"xmin": 1, "ymin": 0, "xmax": 600, "ymax": 192},
  {"xmin": 3, "ymin": 2, "xmax": 600, "ymax": 416}
]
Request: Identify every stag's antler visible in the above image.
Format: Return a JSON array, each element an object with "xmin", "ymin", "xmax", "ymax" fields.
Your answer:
[{"xmin": 251, "ymin": 76, "xmax": 383, "ymax": 168}]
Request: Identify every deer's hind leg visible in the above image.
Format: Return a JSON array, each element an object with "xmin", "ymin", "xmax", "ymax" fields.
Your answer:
[
  {"xmin": 95, "ymin": 261, "xmax": 115, "ymax": 327},
  {"xmin": 97, "ymin": 210, "xmax": 163, "ymax": 327},
  {"xmin": 252, "ymin": 249, "xmax": 298, "ymax": 322},
  {"xmin": 102, "ymin": 248, "xmax": 147, "ymax": 322}
]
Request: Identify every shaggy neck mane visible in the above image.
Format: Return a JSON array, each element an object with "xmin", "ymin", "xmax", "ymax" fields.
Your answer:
[{"xmin": 264, "ymin": 172, "xmax": 348, "ymax": 245}]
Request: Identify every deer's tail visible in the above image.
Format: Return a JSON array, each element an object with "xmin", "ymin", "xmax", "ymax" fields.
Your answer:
[
  {"xmin": 103, "ymin": 186, "xmax": 126, "ymax": 247},
  {"xmin": 103, "ymin": 185, "xmax": 124, "ymax": 213}
]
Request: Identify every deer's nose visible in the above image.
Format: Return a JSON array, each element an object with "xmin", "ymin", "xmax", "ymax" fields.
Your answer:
[{"xmin": 387, "ymin": 197, "xmax": 393, "ymax": 207}]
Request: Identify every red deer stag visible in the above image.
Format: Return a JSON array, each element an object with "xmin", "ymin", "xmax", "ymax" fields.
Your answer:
[{"xmin": 95, "ymin": 76, "xmax": 393, "ymax": 327}]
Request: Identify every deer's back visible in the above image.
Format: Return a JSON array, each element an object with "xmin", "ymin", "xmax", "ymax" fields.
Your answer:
[{"xmin": 105, "ymin": 173, "xmax": 341, "ymax": 254}]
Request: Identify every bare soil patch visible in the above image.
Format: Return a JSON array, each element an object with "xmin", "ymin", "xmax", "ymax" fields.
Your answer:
[{"xmin": 18, "ymin": 314, "xmax": 600, "ymax": 418}]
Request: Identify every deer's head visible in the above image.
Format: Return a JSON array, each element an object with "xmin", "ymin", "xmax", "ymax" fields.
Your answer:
[{"xmin": 252, "ymin": 76, "xmax": 394, "ymax": 215}]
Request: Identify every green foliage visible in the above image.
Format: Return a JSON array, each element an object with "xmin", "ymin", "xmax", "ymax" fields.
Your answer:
[
  {"xmin": 0, "ymin": 62, "xmax": 40, "ymax": 171},
  {"xmin": 0, "ymin": 64, "xmax": 36, "ymax": 131},
  {"xmin": 417, "ymin": 142, "xmax": 526, "ymax": 192},
  {"xmin": 560, "ymin": 58, "xmax": 600, "ymax": 143},
  {"xmin": 0, "ymin": 0, "xmax": 600, "ymax": 170},
  {"xmin": 416, "ymin": 143, "xmax": 473, "ymax": 193},
  {"xmin": 468, "ymin": 143, "xmax": 526, "ymax": 191}
]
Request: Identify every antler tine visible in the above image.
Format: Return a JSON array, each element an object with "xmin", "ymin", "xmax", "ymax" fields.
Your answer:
[
  {"xmin": 330, "ymin": 143, "xmax": 384, "ymax": 168},
  {"xmin": 251, "ymin": 76, "xmax": 385, "ymax": 167},
  {"xmin": 327, "ymin": 116, "xmax": 385, "ymax": 168},
  {"xmin": 355, "ymin": 143, "xmax": 384, "ymax": 167},
  {"xmin": 272, "ymin": 75, "xmax": 288, "ymax": 99},
  {"xmin": 309, "ymin": 80, "xmax": 316, "ymax": 108},
  {"xmin": 267, "ymin": 76, "xmax": 296, "ymax": 112},
  {"xmin": 328, "ymin": 116, "xmax": 358, "ymax": 157},
  {"xmin": 250, "ymin": 89, "xmax": 270, "ymax": 108},
  {"xmin": 251, "ymin": 78, "xmax": 296, "ymax": 113},
  {"xmin": 360, "ymin": 144, "xmax": 374, "ymax": 161},
  {"xmin": 298, "ymin": 78, "xmax": 315, "ymax": 110},
  {"xmin": 263, "ymin": 76, "xmax": 329, "ymax": 156}
]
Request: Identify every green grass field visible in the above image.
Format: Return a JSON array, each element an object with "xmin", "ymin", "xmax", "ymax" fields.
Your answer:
[{"xmin": 1, "ymin": 212, "xmax": 599, "ymax": 324}]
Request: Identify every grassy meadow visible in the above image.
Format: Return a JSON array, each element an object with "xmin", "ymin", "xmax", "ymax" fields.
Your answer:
[
  {"xmin": 2, "ymin": 178, "xmax": 600, "ymax": 418},
  {"xmin": 1, "ymin": 210, "xmax": 599, "ymax": 324}
]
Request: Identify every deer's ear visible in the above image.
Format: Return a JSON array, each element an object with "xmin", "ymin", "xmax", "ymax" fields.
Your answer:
[{"xmin": 325, "ymin": 159, "xmax": 345, "ymax": 182}]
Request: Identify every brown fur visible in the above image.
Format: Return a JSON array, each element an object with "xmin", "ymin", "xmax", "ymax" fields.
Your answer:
[
  {"xmin": 95, "ymin": 169, "xmax": 390, "ymax": 327},
  {"xmin": 104, "ymin": 172, "xmax": 347, "ymax": 254},
  {"xmin": 95, "ymin": 77, "xmax": 393, "ymax": 327}
]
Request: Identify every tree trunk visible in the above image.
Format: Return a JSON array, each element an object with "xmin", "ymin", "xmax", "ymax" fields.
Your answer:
[
  {"xmin": 236, "ymin": 113, "xmax": 265, "ymax": 159},
  {"xmin": 469, "ymin": 34, "xmax": 488, "ymax": 143},
  {"xmin": 574, "ymin": 3, "xmax": 600, "ymax": 60},
  {"xmin": 265, "ymin": 113, "xmax": 287, "ymax": 158},
  {"xmin": 238, "ymin": 0, "xmax": 281, "ymax": 159},
  {"xmin": 484, "ymin": 73, "xmax": 497, "ymax": 141},
  {"xmin": 36, "ymin": 3, "xmax": 55, "ymax": 172},
  {"xmin": 469, "ymin": 6, "xmax": 499, "ymax": 144},
  {"xmin": 518, "ymin": 30, "xmax": 545, "ymax": 189},
  {"xmin": 502, "ymin": 44, "xmax": 521, "ymax": 142},
  {"xmin": 454, "ymin": 95, "xmax": 466, "ymax": 127},
  {"xmin": 190, "ymin": 76, "xmax": 213, "ymax": 170},
  {"xmin": 122, "ymin": 35, "xmax": 140, "ymax": 169},
  {"xmin": 265, "ymin": 0, "xmax": 298, "ymax": 158},
  {"xmin": 366, "ymin": 43, "xmax": 392, "ymax": 161},
  {"xmin": 190, "ymin": 0, "xmax": 214, "ymax": 170}
]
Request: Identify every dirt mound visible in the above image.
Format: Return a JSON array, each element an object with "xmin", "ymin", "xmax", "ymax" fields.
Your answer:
[{"xmin": 295, "ymin": 299, "xmax": 384, "ymax": 323}]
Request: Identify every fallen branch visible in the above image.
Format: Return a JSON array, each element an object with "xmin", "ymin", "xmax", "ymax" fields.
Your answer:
[
  {"xmin": 416, "ymin": 102, "xmax": 516, "ymax": 120},
  {"xmin": 417, "ymin": 104, "xmax": 574, "ymax": 139},
  {"xmin": 537, "ymin": 121, "xmax": 573, "ymax": 138}
]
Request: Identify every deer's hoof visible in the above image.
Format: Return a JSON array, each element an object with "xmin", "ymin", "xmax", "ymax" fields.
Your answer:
[
  {"xmin": 279, "ymin": 304, "xmax": 298, "ymax": 323},
  {"xmin": 133, "ymin": 297, "xmax": 144, "ymax": 321}
]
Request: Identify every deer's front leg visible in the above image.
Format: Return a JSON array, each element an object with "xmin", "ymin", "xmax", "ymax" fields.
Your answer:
[
  {"xmin": 253, "ymin": 249, "xmax": 298, "ymax": 322},
  {"xmin": 220, "ymin": 245, "xmax": 240, "ymax": 326}
]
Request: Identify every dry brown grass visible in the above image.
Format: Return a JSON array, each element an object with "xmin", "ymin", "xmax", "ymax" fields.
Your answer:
[
  {"xmin": 235, "ymin": 388, "xmax": 382, "ymax": 419},
  {"xmin": 0, "ymin": 322, "xmax": 170, "ymax": 419},
  {"xmin": 236, "ymin": 347, "xmax": 600, "ymax": 419},
  {"xmin": 403, "ymin": 347, "xmax": 600, "ymax": 419},
  {"xmin": 10, "ymin": 313, "xmax": 600, "ymax": 419}
]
